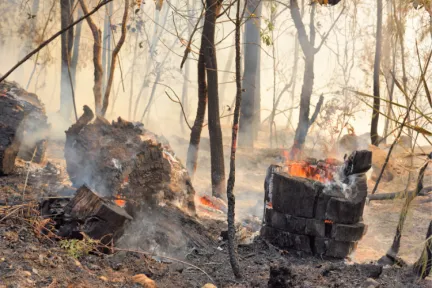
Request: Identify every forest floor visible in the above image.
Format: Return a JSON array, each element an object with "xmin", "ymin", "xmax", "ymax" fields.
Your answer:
[{"xmin": 0, "ymin": 131, "xmax": 431, "ymax": 287}]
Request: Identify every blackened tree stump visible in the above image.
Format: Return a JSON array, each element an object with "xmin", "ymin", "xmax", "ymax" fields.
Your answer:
[
  {"xmin": 64, "ymin": 106, "xmax": 196, "ymax": 214},
  {"xmin": 0, "ymin": 80, "xmax": 49, "ymax": 174},
  {"xmin": 58, "ymin": 185, "xmax": 132, "ymax": 243}
]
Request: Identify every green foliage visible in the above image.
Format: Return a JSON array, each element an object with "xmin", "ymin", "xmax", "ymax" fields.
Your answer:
[
  {"xmin": 60, "ymin": 236, "xmax": 98, "ymax": 259},
  {"xmin": 260, "ymin": 19, "xmax": 275, "ymax": 46}
]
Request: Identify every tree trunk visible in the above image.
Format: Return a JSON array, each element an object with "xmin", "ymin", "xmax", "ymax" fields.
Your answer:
[
  {"xmin": 202, "ymin": 0, "xmax": 225, "ymax": 199},
  {"xmin": 288, "ymin": 0, "xmax": 304, "ymax": 128},
  {"xmin": 101, "ymin": 0, "xmax": 129, "ymax": 116},
  {"xmin": 79, "ymin": 0, "xmax": 103, "ymax": 115},
  {"xmin": 102, "ymin": 5, "xmax": 110, "ymax": 96},
  {"xmin": 385, "ymin": 160, "xmax": 429, "ymax": 261},
  {"xmin": 413, "ymin": 220, "xmax": 432, "ymax": 279},
  {"xmin": 371, "ymin": 0, "xmax": 383, "ymax": 146},
  {"xmin": 71, "ymin": 7, "xmax": 83, "ymax": 92},
  {"xmin": 60, "ymin": 0, "xmax": 75, "ymax": 120},
  {"xmin": 290, "ymin": 1, "xmax": 320, "ymax": 159},
  {"xmin": 129, "ymin": 29, "xmax": 140, "ymax": 120},
  {"xmin": 186, "ymin": 51, "xmax": 207, "ymax": 179},
  {"xmin": 180, "ymin": 0, "xmax": 194, "ymax": 132},
  {"xmin": 239, "ymin": 0, "xmax": 261, "ymax": 148},
  {"xmin": 226, "ymin": 0, "xmax": 242, "ymax": 278}
]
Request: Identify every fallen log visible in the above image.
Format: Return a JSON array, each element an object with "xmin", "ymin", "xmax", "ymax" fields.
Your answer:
[
  {"xmin": 0, "ymin": 80, "xmax": 48, "ymax": 174},
  {"xmin": 64, "ymin": 106, "xmax": 195, "ymax": 214},
  {"xmin": 52, "ymin": 185, "xmax": 132, "ymax": 244}
]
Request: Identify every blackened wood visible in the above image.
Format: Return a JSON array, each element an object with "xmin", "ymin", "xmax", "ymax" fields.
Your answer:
[
  {"xmin": 0, "ymin": 80, "xmax": 48, "ymax": 174},
  {"xmin": 61, "ymin": 185, "xmax": 132, "ymax": 243}
]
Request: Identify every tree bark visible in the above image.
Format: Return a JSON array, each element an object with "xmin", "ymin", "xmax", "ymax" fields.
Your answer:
[
  {"xmin": 203, "ymin": 0, "xmax": 226, "ymax": 199},
  {"xmin": 71, "ymin": 7, "xmax": 84, "ymax": 92},
  {"xmin": 101, "ymin": 0, "xmax": 129, "ymax": 116},
  {"xmin": 239, "ymin": 0, "xmax": 262, "ymax": 148},
  {"xmin": 371, "ymin": 0, "xmax": 383, "ymax": 146},
  {"xmin": 290, "ymin": 0, "xmax": 319, "ymax": 159},
  {"xmin": 226, "ymin": 0, "xmax": 242, "ymax": 278},
  {"xmin": 60, "ymin": 0, "xmax": 75, "ymax": 120},
  {"xmin": 186, "ymin": 50, "xmax": 207, "ymax": 179},
  {"xmin": 79, "ymin": 0, "xmax": 103, "ymax": 115},
  {"xmin": 413, "ymin": 220, "xmax": 432, "ymax": 279}
]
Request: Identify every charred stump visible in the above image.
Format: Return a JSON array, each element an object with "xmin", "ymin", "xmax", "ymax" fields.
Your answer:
[
  {"xmin": 64, "ymin": 106, "xmax": 195, "ymax": 214},
  {"xmin": 0, "ymin": 80, "xmax": 48, "ymax": 174},
  {"xmin": 58, "ymin": 185, "xmax": 132, "ymax": 244}
]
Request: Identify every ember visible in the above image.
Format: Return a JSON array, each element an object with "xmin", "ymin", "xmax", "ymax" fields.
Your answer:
[
  {"xmin": 282, "ymin": 151, "xmax": 339, "ymax": 183},
  {"xmin": 114, "ymin": 195, "xmax": 126, "ymax": 207}
]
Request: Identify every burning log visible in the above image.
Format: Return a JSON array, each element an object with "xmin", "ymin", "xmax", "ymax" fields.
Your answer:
[
  {"xmin": 64, "ymin": 106, "xmax": 195, "ymax": 214},
  {"xmin": 0, "ymin": 80, "xmax": 48, "ymax": 174},
  {"xmin": 261, "ymin": 150, "xmax": 371, "ymax": 258},
  {"xmin": 42, "ymin": 185, "xmax": 132, "ymax": 244}
]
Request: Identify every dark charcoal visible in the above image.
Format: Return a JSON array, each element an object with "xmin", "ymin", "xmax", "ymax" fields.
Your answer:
[
  {"xmin": 313, "ymin": 237, "xmax": 329, "ymax": 256},
  {"xmin": 0, "ymin": 80, "xmax": 48, "ymax": 175},
  {"xmin": 260, "ymin": 226, "xmax": 293, "ymax": 249},
  {"xmin": 59, "ymin": 185, "xmax": 132, "ymax": 244},
  {"xmin": 343, "ymin": 150, "xmax": 372, "ymax": 176},
  {"xmin": 325, "ymin": 239, "xmax": 356, "ymax": 258},
  {"xmin": 285, "ymin": 215, "xmax": 307, "ymax": 234},
  {"xmin": 272, "ymin": 173, "xmax": 323, "ymax": 217},
  {"xmin": 292, "ymin": 234, "xmax": 311, "ymax": 253},
  {"xmin": 305, "ymin": 219, "xmax": 326, "ymax": 237},
  {"xmin": 314, "ymin": 191, "xmax": 333, "ymax": 220},
  {"xmin": 271, "ymin": 210, "xmax": 288, "ymax": 230},
  {"xmin": 325, "ymin": 198, "xmax": 364, "ymax": 224},
  {"xmin": 357, "ymin": 263, "xmax": 383, "ymax": 278},
  {"xmin": 265, "ymin": 208, "xmax": 273, "ymax": 225},
  {"xmin": 331, "ymin": 222, "xmax": 366, "ymax": 242},
  {"xmin": 268, "ymin": 264, "xmax": 296, "ymax": 288}
]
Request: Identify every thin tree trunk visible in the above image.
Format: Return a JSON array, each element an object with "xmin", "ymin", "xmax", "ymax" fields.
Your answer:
[
  {"xmin": 371, "ymin": 0, "xmax": 383, "ymax": 146},
  {"xmin": 386, "ymin": 159, "xmax": 429, "ymax": 261},
  {"xmin": 17, "ymin": 0, "xmax": 40, "ymax": 80},
  {"xmin": 290, "ymin": 0, "xmax": 320, "ymax": 158},
  {"xmin": 383, "ymin": 35, "xmax": 397, "ymax": 143},
  {"xmin": 203, "ymin": 0, "xmax": 226, "ymax": 198},
  {"xmin": 102, "ymin": 5, "xmax": 110, "ymax": 95},
  {"xmin": 186, "ymin": 49, "xmax": 207, "ymax": 178},
  {"xmin": 60, "ymin": 0, "xmax": 75, "ymax": 120},
  {"xmin": 253, "ymin": 2, "xmax": 262, "ymax": 140},
  {"xmin": 26, "ymin": 0, "xmax": 56, "ymax": 90},
  {"xmin": 79, "ymin": 0, "xmax": 103, "ymax": 115},
  {"xmin": 413, "ymin": 220, "xmax": 432, "ymax": 279},
  {"xmin": 101, "ymin": 0, "xmax": 129, "ymax": 116},
  {"xmin": 226, "ymin": 0, "xmax": 242, "ymax": 278},
  {"xmin": 133, "ymin": 4, "xmax": 169, "ymax": 120},
  {"xmin": 129, "ymin": 28, "xmax": 140, "ymax": 120},
  {"xmin": 180, "ymin": 0, "xmax": 194, "ymax": 132},
  {"xmin": 71, "ymin": 7, "xmax": 84, "ymax": 92},
  {"xmin": 239, "ymin": 0, "xmax": 261, "ymax": 148}
]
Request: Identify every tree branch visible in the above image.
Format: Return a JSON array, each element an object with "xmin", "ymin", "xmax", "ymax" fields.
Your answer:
[
  {"xmin": 314, "ymin": 5, "xmax": 346, "ymax": 53},
  {"xmin": 0, "ymin": 0, "xmax": 113, "ymax": 84},
  {"xmin": 180, "ymin": 8, "xmax": 205, "ymax": 69},
  {"xmin": 101, "ymin": 0, "xmax": 129, "ymax": 116},
  {"xmin": 309, "ymin": 94, "xmax": 324, "ymax": 126}
]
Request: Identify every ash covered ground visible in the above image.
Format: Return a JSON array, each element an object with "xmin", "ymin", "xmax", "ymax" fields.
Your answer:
[{"xmin": 0, "ymin": 130, "xmax": 431, "ymax": 287}]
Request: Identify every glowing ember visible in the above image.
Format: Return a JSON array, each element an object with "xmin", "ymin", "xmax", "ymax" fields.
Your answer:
[
  {"xmin": 282, "ymin": 150, "xmax": 338, "ymax": 183},
  {"xmin": 199, "ymin": 196, "xmax": 220, "ymax": 210},
  {"xmin": 324, "ymin": 219, "xmax": 333, "ymax": 224},
  {"xmin": 114, "ymin": 195, "xmax": 126, "ymax": 207}
]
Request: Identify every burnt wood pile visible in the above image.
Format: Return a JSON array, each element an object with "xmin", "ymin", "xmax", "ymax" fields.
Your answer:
[
  {"xmin": 64, "ymin": 106, "xmax": 195, "ymax": 215},
  {"xmin": 261, "ymin": 150, "xmax": 372, "ymax": 258},
  {"xmin": 0, "ymin": 80, "xmax": 49, "ymax": 174}
]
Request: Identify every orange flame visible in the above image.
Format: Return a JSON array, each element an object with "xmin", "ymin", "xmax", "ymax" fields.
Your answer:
[
  {"xmin": 282, "ymin": 150, "xmax": 335, "ymax": 183},
  {"xmin": 199, "ymin": 196, "xmax": 220, "ymax": 210},
  {"xmin": 114, "ymin": 195, "xmax": 126, "ymax": 207},
  {"xmin": 324, "ymin": 219, "xmax": 333, "ymax": 224}
]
